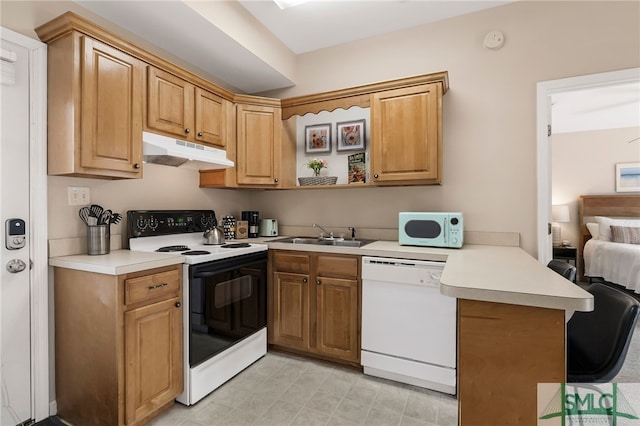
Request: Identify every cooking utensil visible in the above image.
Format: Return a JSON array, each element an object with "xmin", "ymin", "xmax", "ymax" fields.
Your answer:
[
  {"xmin": 79, "ymin": 207, "xmax": 91, "ymax": 226},
  {"xmin": 98, "ymin": 210, "xmax": 112, "ymax": 225},
  {"xmin": 110, "ymin": 213, "xmax": 122, "ymax": 225},
  {"xmin": 203, "ymin": 226, "xmax": 226, "ymax": 245},
  {"xmin": 89, "ymin": 204, "xmax": 104, "ymax": 220}
]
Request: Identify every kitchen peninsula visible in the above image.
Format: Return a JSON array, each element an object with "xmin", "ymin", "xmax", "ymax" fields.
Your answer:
[{"xmin": 268, "ymin": 237, "xmax": 593, "ymax": 426}]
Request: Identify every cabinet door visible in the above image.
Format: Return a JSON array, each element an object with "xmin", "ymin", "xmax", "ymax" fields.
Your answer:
[
  {"xmin": 125, "ymin": 296, "xmax": 183, "ymax": 425},
  {"xmin": 146, "ymin": 66, "xmax": 194, "ymax": 138},
  {"xmin": 371, "ymin": 83, "xmax": 441, "ymax": 183},
  {"xmin": 195, "ymin": 87, "xmax": 226, "ymax": 148},
  {"xmin": 80, "ymin": 36, "xmax": 143, "ymax": 176},
  {"xmin": 236, "ymin": 104, "xmax": 282, "ymax": 186},
  {"xmin": 315, "ymin": 276, "xmax": 359, "ymax": 362},
  {"xmin": 270, "ymin": 271, "xmax": 310, "ymax": 350}
]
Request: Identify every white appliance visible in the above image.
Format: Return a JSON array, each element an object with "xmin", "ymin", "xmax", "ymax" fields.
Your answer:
[
  {"xmin": 142, "ymin": 131, "xmax": 234, "ymax": 169},
  {"xmin": 398, "ymin": 212, "xmax": 463, "ymax": 248},
  {"xmin": 361, "ymin": 256, "xmax": 457, "ymax": 395},
  {"xmin": 259, "ymin": 218, "xmax": 278, "ymax": 237},
  {"xmin": 128, "ymin": 210, "xmax": 268, "ymax": 405}
]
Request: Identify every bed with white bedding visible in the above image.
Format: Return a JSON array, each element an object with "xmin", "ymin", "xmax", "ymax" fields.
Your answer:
[
  {"xmin": 583, "ymin": 238, "xmax": 640, "ymax": 293},
  {"xmin": 578, "ymin": 194, "xmax": 640, "ymax": 291}
]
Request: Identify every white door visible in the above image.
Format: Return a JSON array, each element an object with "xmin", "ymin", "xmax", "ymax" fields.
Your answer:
[
  {"xmin": 1, "ymin": 28, "xmax": 48, "ymax": 425},
  {"xmin": 1, "ymin": 36, "xmax": 33, "ymax": 426}
]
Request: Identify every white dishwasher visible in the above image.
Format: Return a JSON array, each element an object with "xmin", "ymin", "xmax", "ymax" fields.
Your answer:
[{"xmin": 361, "ymin": 256, "xmax": 456, "ymax": 395}]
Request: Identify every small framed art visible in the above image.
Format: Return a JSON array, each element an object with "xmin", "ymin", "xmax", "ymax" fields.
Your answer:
[
  {"xmin": 305, "ymin": 124, "xmax": 331, "ymax": 153},
  {"xmin": 616, "ymin": 162, "xmax": 640, "ymax": 192},
  {"xmin": 336, "ymin": 120, "xmax": 365, "ymax": 151}
]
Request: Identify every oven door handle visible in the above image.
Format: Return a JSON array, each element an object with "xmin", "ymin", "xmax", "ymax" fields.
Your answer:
[{"xmin": 193, "ymin": 271, "xmax": 222, "ymax": 278}]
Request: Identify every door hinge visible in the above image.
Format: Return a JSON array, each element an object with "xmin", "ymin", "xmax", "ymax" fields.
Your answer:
[
  {"xmin": 548, "ymin": 222, "xmax": 552, "ymax": 235},
  {"xmin": 547, "ymin": 124, "xmax": 552, "ymax": 137}
]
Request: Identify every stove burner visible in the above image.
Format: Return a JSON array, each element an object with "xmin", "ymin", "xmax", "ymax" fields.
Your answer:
[
  {"xmin": 181, "ymin": 250, "xmax": 211, "ymax": 255},
  {"xmin": 221, "ymin": 243, "xmax": 251, "ymax": 249},
  {"xmin": 156, "ymin": 245, "xmax": 190, "ymax": 252}
]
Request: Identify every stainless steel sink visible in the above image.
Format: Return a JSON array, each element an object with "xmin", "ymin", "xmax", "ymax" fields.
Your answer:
[{"xmin": 270, "ymin": 237, "xmax": 375, "ymax": 248}]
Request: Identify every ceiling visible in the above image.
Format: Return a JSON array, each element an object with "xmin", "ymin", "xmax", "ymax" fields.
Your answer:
[
  {"xmin": 74, "ymin": 0, "xmax": 510, "ymax": 93},
  {"xmin": 551, "ymin": 82, "xmax": 640, "ymax": 134},
  {"xmin": 237, "ymin": 0, "xmax": 509, "ymax": 55}
]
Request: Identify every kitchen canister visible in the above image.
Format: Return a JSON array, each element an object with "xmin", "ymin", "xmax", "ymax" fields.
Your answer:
[
  {"xmin": 87, "ymin": 224, "xmax": 110, "ymax": 255},
  {"xmin": 222, "ymin": 216, "xmax": 236, "ymax": 240},
  {"xmin": 236, "ymin": 220, "xmax": 248, "ymax": 239}
]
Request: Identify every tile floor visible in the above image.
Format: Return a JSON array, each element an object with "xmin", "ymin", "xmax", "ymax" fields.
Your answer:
[{"xmin": 150, "ymin": 351, "xmax": 458, "ymax": 426}]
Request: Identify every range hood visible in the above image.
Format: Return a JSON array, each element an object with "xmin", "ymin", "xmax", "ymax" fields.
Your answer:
[{"xmin": 142, "ymin": 131, "xmax": 234, "ymax": 169}]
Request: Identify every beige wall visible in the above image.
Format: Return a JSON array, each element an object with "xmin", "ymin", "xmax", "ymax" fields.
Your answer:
[
  {"xmin": 3, "ymin": 1, "xmax": 640, "ymax": 257},
  {"xmin": 552, "ymin": 127, "xmax": 640, "ymax": 247},
  {"xmin": 256, "ymin": 1, "xmax": 640, "ymax": 256}
]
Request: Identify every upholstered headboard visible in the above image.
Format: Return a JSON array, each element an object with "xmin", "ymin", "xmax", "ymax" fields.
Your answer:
[{"xmin": 578, "ymin": 194, "xmax": 640, "ymax": 280}]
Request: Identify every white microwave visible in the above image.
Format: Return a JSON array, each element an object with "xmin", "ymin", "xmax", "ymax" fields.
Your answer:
[{"xmin": 398, "ymin": 212, "xmax": 463, "ymax": 248}]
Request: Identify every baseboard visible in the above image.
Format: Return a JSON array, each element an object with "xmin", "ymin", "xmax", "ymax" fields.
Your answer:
[{"xmin": 49, "ymin": 400, "xmax": 56, "ymax": 416}]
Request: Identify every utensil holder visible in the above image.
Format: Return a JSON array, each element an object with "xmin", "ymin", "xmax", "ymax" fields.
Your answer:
[{"xmin": 87, "ymin": 225, "xmax": 110, "ymax": 255}]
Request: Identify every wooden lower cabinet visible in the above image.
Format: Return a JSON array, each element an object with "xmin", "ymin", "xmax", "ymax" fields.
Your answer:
[
  {"xmin": 268, "ymin": 250, "xmax": 361, "ymax": 366},
  {"xmin": 54, "ymin": 265, "xmax": 183, "ymax": 426},
  {"xmin": 457, "ymin": 299, "xmax": 565, "ymax": 426}
]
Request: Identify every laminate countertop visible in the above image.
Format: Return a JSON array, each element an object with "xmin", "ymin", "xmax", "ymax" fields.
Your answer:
[
  {"xmin": 49, "ymin": 238, "xmax": 593, "ymax": 313},
  {"xmin": 48, "ymin": 250, "xmax": 184, "ymax": 275},
  {"xmin": 266, "ymin": 239, "xmax": 594, "ymax": 313}
]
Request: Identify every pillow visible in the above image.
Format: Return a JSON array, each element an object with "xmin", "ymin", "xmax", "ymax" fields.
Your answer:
[
  {"xmin": 610, "ymin": 226, "xmax": 640, "ymax": 245},
  {"xmin": 595, "ymin": 216, "xmax": 640, "ymax": 241},
  {"xmin": 586, "ymin": 223, "xmax": 600, "ymax": 239}
]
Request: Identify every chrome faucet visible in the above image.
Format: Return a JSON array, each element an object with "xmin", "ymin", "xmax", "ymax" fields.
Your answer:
[
  {"xmin": 313, "ymin": 223, "xmax": 333, "ymax": 239},
  {"xmin": 347, "ymin": 227, "xmax": 356, "ymax": 240}
]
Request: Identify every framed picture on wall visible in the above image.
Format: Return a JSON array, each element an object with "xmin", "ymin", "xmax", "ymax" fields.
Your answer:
[
  {"xmin": 616, "ymin": 162, "xmax": 640, "ymax": 192},
  {"xmin": 336, "ymin": 120, "xmax": 365, "ymax": 151},
  {"xmin": 305, "ymin": 124, "xmax": 331, "ymax": 153}
]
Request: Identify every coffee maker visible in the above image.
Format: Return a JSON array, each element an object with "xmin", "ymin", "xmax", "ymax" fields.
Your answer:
[{"xmin": 242, "ymin": 211, "xmax": 259, "ymax": 238}]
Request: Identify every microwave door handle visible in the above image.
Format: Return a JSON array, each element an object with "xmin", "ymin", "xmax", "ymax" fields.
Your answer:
[{"xmin": 443, "ymin": 218, "xmax": 448, "ymax": 244}]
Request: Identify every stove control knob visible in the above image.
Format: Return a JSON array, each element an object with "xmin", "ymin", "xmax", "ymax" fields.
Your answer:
[
  {"xmin": 136, "ymin": 218, "xmax": 147, "ymax": 230},
  {"xmin": 149, "ymin": 217, "xmax": 159, "ymax": 230}
]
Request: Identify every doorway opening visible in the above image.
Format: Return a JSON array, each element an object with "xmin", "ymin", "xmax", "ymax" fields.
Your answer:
[{"xmin": 536, "ymin": 68, "xmax": 640, "ymax": 266}]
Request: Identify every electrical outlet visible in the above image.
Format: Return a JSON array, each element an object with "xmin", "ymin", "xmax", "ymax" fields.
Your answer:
[{"xmin": 68, "ymin": 187, "xmax": 90, "ymax": 206}]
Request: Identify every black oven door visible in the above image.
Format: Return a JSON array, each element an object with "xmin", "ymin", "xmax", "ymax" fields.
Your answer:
[{"xmin": 189, "ymin": 251, "xmax": 267, "ymax": 367}]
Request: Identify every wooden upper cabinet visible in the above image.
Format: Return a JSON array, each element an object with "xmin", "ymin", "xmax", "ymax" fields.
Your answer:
[
  {"xmin": 45, "ymin": 32, "xmax": 143, "ymax": 179},
  {"xmin": 146, "ymin": 66, "xmax": 194, "ymax": 139},
  {"xmin": 370, "ymin": 83, "xmax": 442, "ymax": 184},
  {"xmin": 195, "ymin": 87, "xmax": 226, "ymax": 148},
  {"xmin": 236, "ymin": 102, "xmax": 282, "ymax": 186},
  {"xmin": 146, "ymin": 66, "xmax": 227, "ymax": 149}
]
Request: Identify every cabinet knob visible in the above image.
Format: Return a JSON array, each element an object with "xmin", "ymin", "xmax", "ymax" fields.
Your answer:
[
  {"xmin": 302, "ymin": 278, "xmax": 308, "ymax": 284},
  {"xmin": 197, "ymin": 131, "xmax": 203, "ymax": 137},
  {"xmin": 316, "ymin": 280, "xmax": 321, "ymax": 286},
  {"xmin": 274, "ymin": 178, "xmax": 279, "ymax": 183},
  {"xmin": 134, "ymin": 163, "xmax": 141, "ymax": 169},
  {"xmin": 374, "ymin": 173, "xmax": 379, "ymax": 179},
  {"xmin": 175, "ymin": 302, "xmax": 181, "ymax": 308},
  {"xmin": 185, "ymin": 128, "xmax": 191, "ymax": 134}
]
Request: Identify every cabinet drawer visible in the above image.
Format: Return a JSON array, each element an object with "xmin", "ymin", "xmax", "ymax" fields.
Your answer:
[
  {"xmin": 317, "ymin": 255, "xmax": 358, "ymax": 279},
  {"xmin": 272, "ymin": 251, "xmax": 310, "ymax": 274},
  {"xmin": 125, "ymin": 268, "xmax": 181, "ymax": 305}
]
